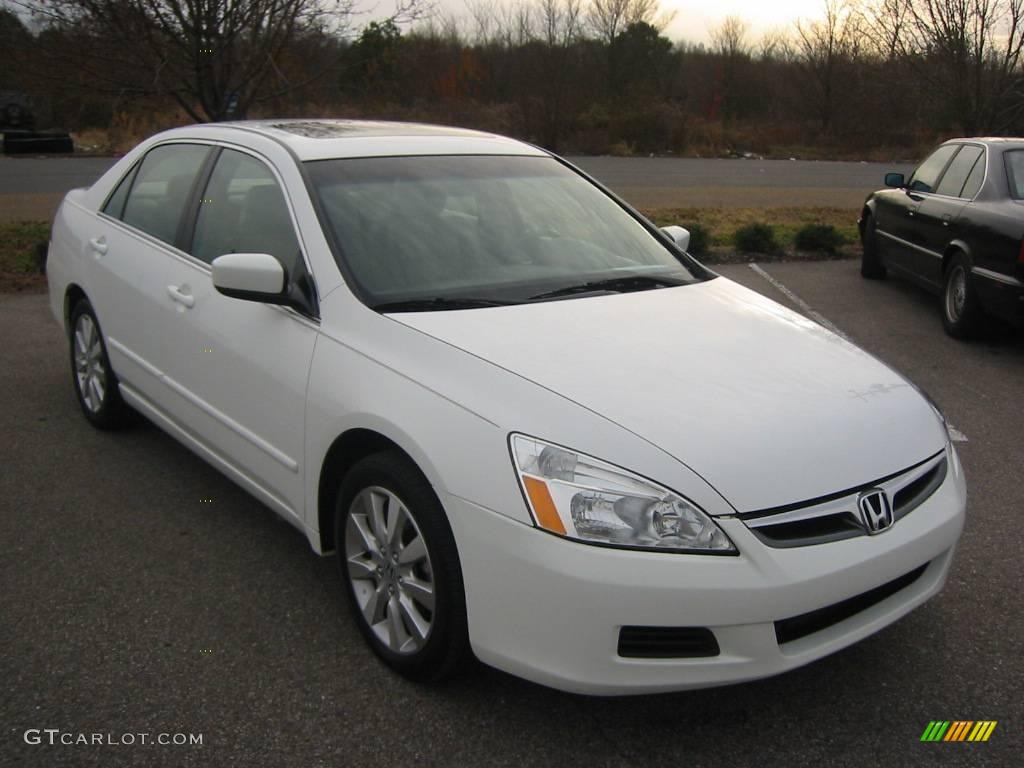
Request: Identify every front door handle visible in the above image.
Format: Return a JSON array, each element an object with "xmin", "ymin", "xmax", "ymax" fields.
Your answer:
[
  {"xmin": 167, "ymin": 284, "xmax": 195, "ymax": 308},
  {"xmin": 88, "ymin": 236, "xmax": 107, "ymax": 255}
]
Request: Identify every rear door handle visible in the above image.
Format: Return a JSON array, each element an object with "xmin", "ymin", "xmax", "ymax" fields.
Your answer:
[
  {"xmin": 88, "ymin": 236, "xmax": 107, "ymax": 255},
  {"xmin": 167, "ymin": 284, "xmax": 195, "ymax": 308}
]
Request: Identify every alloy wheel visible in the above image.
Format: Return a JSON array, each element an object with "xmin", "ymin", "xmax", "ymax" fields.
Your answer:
[
  {"xmin": 945, "ymin": 266, "xmax": 967, "ymax": 322},
  {"xmin": 344, "ymin": 486, "xmax": 435, "ymax": 654},
  {"xmin": 74, "ymin": 313, "xmax": 107, "ymax": 412}
]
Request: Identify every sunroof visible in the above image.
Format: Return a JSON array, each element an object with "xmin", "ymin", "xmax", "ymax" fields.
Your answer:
[{"xmin": 266, "ymin": 120, "xmax": 472, "ymax": 139}]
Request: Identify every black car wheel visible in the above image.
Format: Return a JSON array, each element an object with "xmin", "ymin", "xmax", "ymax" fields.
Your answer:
[
  {"xmin": 860, "ymin": 213, "xmax": 886, "ymax": 279},
  {"xmin": 942, "ymin": 253, "xmax": 984, "ymax": 338},
  {"xmin": 69, "ymin": 299, "xmax": 130, "ymax": 428},
  {"xmin": 335, "ymin": 451, "xmax": 468, "ymax": 682}
]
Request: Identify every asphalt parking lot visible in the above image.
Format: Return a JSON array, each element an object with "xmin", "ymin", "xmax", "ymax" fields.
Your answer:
[
  {"xmin": 0, "ymin": 155, "xmax": 913, "ymax": 222},
  {"xmin": 2, "ymin": 260, "xmax": 1022, "ymax": 767}
]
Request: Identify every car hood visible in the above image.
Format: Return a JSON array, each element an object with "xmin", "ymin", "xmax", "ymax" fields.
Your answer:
[{"xmin": 392, "ymin": 277, "xmax": 947, "ymax": 513}]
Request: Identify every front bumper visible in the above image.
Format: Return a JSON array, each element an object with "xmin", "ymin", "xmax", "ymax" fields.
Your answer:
[{"xmin": 445, "ymin": 445, "xmax": 966, "ymax": 695}]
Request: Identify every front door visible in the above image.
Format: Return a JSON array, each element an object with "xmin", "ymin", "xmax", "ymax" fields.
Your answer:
[{"xmin": 157, "ymin": 147, "xmax": 319, "ymax": 525}]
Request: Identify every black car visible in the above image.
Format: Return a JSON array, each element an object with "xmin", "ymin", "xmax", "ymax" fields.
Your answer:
[{"xmin": 859, "ymin": 138, "xmax": 1024, "ymax": 337}]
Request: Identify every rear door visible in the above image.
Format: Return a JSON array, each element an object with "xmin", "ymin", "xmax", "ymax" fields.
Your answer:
[
  {"xmin": 91, "ymin": 142, "xmax": 212, "ymax": 402},
  {"xmin": 155, "ymin": 146, "xmax": 319, "ymax": 525}
]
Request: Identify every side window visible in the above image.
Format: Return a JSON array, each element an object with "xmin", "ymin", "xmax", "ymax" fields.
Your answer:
[
  {"xmin": 1003, "ymin": 150, "xmax": 1024, "ymax": 199},
  {"xmin": 102, "ymin": 162, "xmax": 138, "ymax": 219},
  {"xmin": 961, "ymin": 153, "xmax": 986, "ymax": 199},
  {"xmin": 191, "ymin": 149, "xmax": 302, "ymax": 275},
  {"xmin": 935, "ymin": 145, "xmax": 984, "ymax": 197},
  {"xmin": 122, "ymin": 144, "xmax": 210, "ymax": 245},
  {"xmin": 908, "ymin": 145, "xmax": 958, "ymax": 193}
]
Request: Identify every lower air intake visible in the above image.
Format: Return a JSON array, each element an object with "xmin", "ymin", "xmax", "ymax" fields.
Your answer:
[
  {"xmin": 617, "ymin": 626, "xmax": 720, "ymax": 658},
  {"xmin": 774, "ymin": 562, "xmax": 929, "ymax": 645}
]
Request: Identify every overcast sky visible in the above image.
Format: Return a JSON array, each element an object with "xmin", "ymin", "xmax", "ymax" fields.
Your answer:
[{"xmin": 374, "ymin": 0, "xmax": 830, "ymax": 45}]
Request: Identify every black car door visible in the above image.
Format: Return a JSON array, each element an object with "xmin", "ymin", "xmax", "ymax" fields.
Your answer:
[
  {"xmin": 876, "ymin": 144, "xmax": 959, "ymax": 276},
  {"xmin": 912, "ymin": 145, "xmax": 985, "ymax": 287}
]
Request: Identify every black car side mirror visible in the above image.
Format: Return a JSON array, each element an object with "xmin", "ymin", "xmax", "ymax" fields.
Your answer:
[{"xmin": 884, "ymin": 172, "xmax": 905, "ymax": 188}]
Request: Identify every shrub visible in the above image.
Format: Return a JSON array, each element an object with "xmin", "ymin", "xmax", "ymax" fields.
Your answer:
[
  {"xmin": 733, "ymin": 223, "xmax": 777, "ymax": 254},
  {"xmin": 683, "ymin": 223, "xmax": 711, "ymax": 255},
  {"xmin": 794, "ymin": 223, "xmax": 846, "ymax": 254}
]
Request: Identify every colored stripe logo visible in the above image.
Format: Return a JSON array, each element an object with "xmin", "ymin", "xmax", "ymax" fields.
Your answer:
[{"xmin": 920, "ymin": 721, "xmax": 997, "ymax": 742}]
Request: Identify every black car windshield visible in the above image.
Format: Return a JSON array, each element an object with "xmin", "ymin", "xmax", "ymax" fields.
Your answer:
[{"xmin": 305, "ymin": 155, "xmax": 707, "ymax": 307}]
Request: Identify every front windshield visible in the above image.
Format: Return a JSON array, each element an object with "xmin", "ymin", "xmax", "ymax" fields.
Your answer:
[{"xmin": 305, "ymin": 155, "xmax": 707, "ymax": 307}]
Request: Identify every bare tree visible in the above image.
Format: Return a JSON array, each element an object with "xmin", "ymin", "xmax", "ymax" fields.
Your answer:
[
  {"xmin": 872, "ymin": 0, "xmax": 1024, "ymax": 132},
  {"xmin": 18, "ymin": 0, "xmax": 431, "ymax": 121},
  {"xmin": 587, "ymin": 0, "xmax": 674, "ymax": 43},
  {"xmin": 758, "ymin": 27, "xmax": 797, "ymax": 61},
  {"xmin": 710, "ymin": 15, "xmax": 748, "ymax": 58},
  {"xmin": 795, "ymin": 0, "xmax": 863, "ymax": 132},
  {"xmin": 709, "ymin": 15, "xmax": 748, "ymax": 123}
]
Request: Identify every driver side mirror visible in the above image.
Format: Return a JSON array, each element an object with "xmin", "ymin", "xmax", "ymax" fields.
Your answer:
[
  {"xmin": 884, "ymin": 172, "xmax": 905, "ymax": 188},
  {"xmin": 211, "ymin": 252, "xmax": 289, "ymax": 304},
  {"xmin": 661, "ymin": 225, "xmax": 691, "ymax": 253}
]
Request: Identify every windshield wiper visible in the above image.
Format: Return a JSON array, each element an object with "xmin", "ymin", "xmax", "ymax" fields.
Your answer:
[
  {"xmin": 372, "ymin": 297, "xmax": 521, "ymax": 313},
  {"xmin": 527, "ymin": 274, "xmax": 685, "ymax": 301}
]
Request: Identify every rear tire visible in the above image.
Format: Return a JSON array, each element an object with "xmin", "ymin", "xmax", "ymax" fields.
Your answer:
[
  {"xmin": 334, "ymin": 451, "xmax": 468, "ymax": 683},
  {"xmin": 942, "ymin": 253, "xmax": 984, "ymax": 339},
  {"xmin": 68, "ymin": 299, "xmax": 129, "ymax": 429},
  {"xmin": 860, "ymin": 213, "xmax": 886, "ymax": 279}
]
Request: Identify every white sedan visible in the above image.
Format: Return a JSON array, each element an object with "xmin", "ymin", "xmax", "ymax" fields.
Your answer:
[{"xmin": 46, "ymin": 120, "xmax": 966, "ymax": 695}]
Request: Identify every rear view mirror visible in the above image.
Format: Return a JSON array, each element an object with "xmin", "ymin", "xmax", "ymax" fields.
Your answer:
[
  {"xmin": 661, "ymin": 225, "xmax": 691, "ymax": 253},
  {"xmin": 212, "ymin": 253, "xmax": 287, "ymax": 303},
  {"xmin": 884, "ymin": 172, "xmax": 905, "ymax": 188}
]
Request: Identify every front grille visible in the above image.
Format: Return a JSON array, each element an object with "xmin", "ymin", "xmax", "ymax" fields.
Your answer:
[
  {"xmin": 774, "ymin": 563, "xmax": 929, "ymax": 645},
  {"xmin": 617, "ymin": 626, "xmax": 720, "ymax": 658},
  {"xmin": 742, "ymin": 452, "xmax": 947, "ymax": 548}
]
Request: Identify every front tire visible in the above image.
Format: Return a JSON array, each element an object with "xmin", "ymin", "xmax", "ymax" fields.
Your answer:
[
  {"xmin": 334, "ymin": 452, "xmax": 468, "ymax": 683},
  {"xmin": 942, "ymin": 253, "xmax": 984, "ymax": 338},
  {"xmin": 860, "ymin": 213, "xmax": 886, "ymax": 279},
  {"xmin": 69, "ymin": 299, "xmax": 129, "ymax": 429}
]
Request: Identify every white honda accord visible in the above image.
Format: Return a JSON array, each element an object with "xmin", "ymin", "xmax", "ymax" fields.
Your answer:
[{"xmin": 46, "ymin": 120, "xmax": 966, "ymax": 695}]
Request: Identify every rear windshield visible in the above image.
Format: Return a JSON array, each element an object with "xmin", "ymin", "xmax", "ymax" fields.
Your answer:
[
  {"xmin": 304, "ymin": 155, "xmax": 706, "ymax": 306},
  {"xmin": 1005, "ymin": 150, "xmax": 1024, "ymax": 199}
]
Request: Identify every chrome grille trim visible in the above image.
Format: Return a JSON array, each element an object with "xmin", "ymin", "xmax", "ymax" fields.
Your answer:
[{"xmin": 742, "ymin": 450, "xmax": 947, "ymax": 546}]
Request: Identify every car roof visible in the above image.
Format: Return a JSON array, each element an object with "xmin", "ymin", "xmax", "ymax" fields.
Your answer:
[
  {"xmin": 943, "ymin": 137, "xmax": 1024, "ymax": 148},
  {"xmin": 172, "ymin": 119, "xmax": 550, "ymax": 161}
]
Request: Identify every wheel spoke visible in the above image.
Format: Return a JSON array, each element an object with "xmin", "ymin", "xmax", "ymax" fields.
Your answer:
[
  {"xmin": 398, "ymin": 594, "xmax": 430, "ymax": 648},
  {"xmin": 348, "ymin": 514, "xmax": 383, "ymax": 562},
  {"xmin": 386, "ymin": 503, "xmax": 407, "ymax": 548},
  {"xmin": 366, "ymin": 491, "xmax": 389, "ymax": 544},
  {"xmin": 89, "ymin": 374, "xmax": 105, "ymax": 405},
  {"xmin": 399, "ymin": 575, "xmax": 434, "ymax": 611},
  {"xmin": 386, "ymin": 596, "xmax": 407, "ymax": 651},
  {"xmin": 74, "ymin": 328, "xmax": 88, "ymax": 357},
  {"xmin": 362, "ymin": 582, "xmax": 389, "ymax": 626},
  {"xmin": 398, "ymin": 533, "xmax": 427, "ymax": 565},
  {"xmin": 346, "ymin": 554, "xmax": 378, "ymax": 582}
]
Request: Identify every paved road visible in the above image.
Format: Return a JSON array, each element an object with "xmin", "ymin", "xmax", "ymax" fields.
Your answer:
[
  {"xmin": 2, "ymin": 262, "xmax": 1021, "ymax": 766},
  {"xmin": 0, "ymin": 155, "xmax": 914, "ymax": 222}
]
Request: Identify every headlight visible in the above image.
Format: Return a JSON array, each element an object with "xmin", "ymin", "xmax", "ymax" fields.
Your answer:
[{"xmin": 510, "ymin": 434, "xmax": 736, "ymax": 553}]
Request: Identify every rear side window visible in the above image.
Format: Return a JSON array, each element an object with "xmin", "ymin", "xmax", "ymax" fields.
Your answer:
[
  {"xmin": 908, "ymin": 145, "xmax": 958, "ymax": 193},
  {"xmin": 191, "ymin": 149, "xmax": 302, "ymax": 273},
  {"xmin": 1005, "ymin": 150, "xmax": 1024, "ymax": 199},
  {"xmin": 961, "ymin": 152, "xmax": 986, "ymax": 199},
  {"xmin": 935, "ymin": 145, "xmax": 984, "ymax": 197},
  {"xmin": 121, "ymin": 144, "xmax": 210, "ymax": 246},
  {"xmin": 102, "ymin": 162, "xmax": 138, "ymax": 219}
]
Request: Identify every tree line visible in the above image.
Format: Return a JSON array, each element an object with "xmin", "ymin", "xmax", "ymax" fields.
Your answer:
[{"xmin": 1, "ymin": 0, "xmax": 1023, "ymax": 157}]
